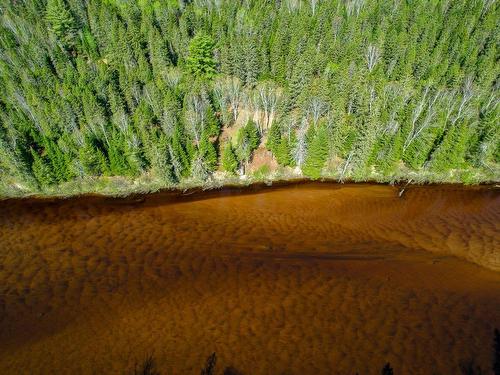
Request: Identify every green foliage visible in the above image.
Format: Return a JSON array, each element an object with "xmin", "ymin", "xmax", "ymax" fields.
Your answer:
[
  {"xmin": 79, "ymin": 139, "xmax": 108, "ymax": 176},
  {"xmin": 46, "ymin": 0, "xmax": 77, "ymax": 47},
  {"xmin": 31, "ymin": 149, "xmax": 55, "ymax": 187},
  {"xmin": 186, "ymin": 33, "xmax": 216, "ymax": 79},
  {"xmin": 253, "ymin": 164, "xmax": 271, "ymax": 179},
  {"xmin": 198, "ymin": 134, "xmax": 218, "ymax": 172},
  {"xmin": 266, "ymin": 120, "xmax": 281, "ymax": 153},
  {"xmin": 205, "ymin": 105, "xmax": 221, "ymax": 137},
  {"xmin": 236, "ymin": 120, "xmax": 260, "ymax": 163},
  {"xmin": 221, "ymin": 142, "xmax": 238, "ymax": 174},
  {"xmin": 303, "ymin": 126, "xmax": 329, "ymax": 179},
  {"xmin": 0, "ymin": 0, "xmax": 498, "ymax": 196},
  {"xmin": 275, "ymin": 137, "xmax": 292, "ymax": 167},
  {"xmin": 108, "ymin": 132, "xmax": 130, "ymax": 176}
]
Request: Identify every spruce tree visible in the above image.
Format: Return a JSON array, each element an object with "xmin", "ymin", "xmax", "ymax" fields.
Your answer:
[
  {"xmin": 303, "ymin": 126, "xmax": 329, "ymax": 179},
  {"xmin": 31, "ymin": 149, "xmax": 55, "ymax": 187},
  {"xmin": 79, "ymin": 138, "xmax": 108, "ymax": 176},
  {"xmin": 266, "ymin": 121, "xmax": 282, "ymax": 153},
  {"xmin": 199, "ymin": 134, "xmax": 218, "ymax": 172},
  {"xmin": 107, "ymin": 133, "xmax": 129, "ymax": 176},
  {"xmin": 46, "ymin": 0, "xmax": 77, "ymax": 48},
  {"xmin": 236, "ymin": 120, "xmax": 260, "ymax": 165},
  {"xmin": 221, "ymin": 142, "xmax": 238, "ymax": 174},
  {"xmin": 275, "ymin": 137, "xmax": 292, "ymax": 166},
  {"xmin": 244, "ymin": 120, "xmax": 260, "ymax": 151}
]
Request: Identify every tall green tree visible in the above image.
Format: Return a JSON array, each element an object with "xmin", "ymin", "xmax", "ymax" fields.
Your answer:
[
  {"xmin": 221, "ymin": 142, "xmax": 238, "ymax": 174},
  {"xmin": 303, "ymin": 126, "xmax": 329, "ymax": 179},
  {"xmin": 186, "ymin": 33, "xmax": 216, "ymax": 79},
  {"xmin": 46, "ymin": 0, "xmax": 77, "ymax": 47}
]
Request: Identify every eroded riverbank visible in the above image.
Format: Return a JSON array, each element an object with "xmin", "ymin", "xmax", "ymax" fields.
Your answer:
[{"xmin": 0, "ymin": 183, "xmax": 499, "ymax": 374}]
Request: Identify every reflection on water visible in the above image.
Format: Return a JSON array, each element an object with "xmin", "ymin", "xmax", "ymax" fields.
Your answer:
[{"xmin": 0, "ymin": 183, "xmax": 499, "ymax": 374}]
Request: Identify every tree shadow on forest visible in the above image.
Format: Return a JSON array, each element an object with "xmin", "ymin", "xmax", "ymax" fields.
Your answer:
[
  {"xmin": 459, "ymin": 328, "xmax": 500, "ymax": 375},
  {"xmin": 131, "ymin": 328, "xmax": 500, "ymax": 375}
]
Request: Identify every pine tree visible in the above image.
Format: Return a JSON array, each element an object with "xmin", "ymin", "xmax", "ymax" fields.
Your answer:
[
  {"xmin": 303, "ymin": 126, "xmax": 329, "ymax": 179},
  {"xmin": 244, "ymin": 120, "xmax": 260, "ymax": 151},
  {"xmin": 44, "ymin": 138, "xmax": 74, "ymax": 182},
  {"xmin": 266, "ymin": 120, "xmax": 282, "ymax": 153},
  {"xmin": 275, "ymin": 137, "xmax": 292, "ymax": 166},
  {"xmin": 46, "ymin": 0, "xmax": 77, "ymax": 48},
  {"xmin": 199, "ymin": 134, "xmax": 218, "ymax": 172},
  {"xmin": 31, "ymin": 149, "xmax": 55, "ymax": 187},
  {"xmin": 244, "ymin": 35, "xmax": 259, "ymax": 86},
  {"xmin": 147, "ymin": 134, "xmax": 175, "ymax": 183},
  {"xmin": 221, "ymin": 142, "xmax": 238, "ymax": 174},
  {"xmin": 79, "ymin": 137, "xmax": 108, "ymax": 176},
  {"xmin": 205, "ymin": 105, "xmax": 221, "ymax": 138},
  {"xmin": 170, "ymin": 124, "xmax": 190, "ymax": 178},
  {"xmin": 107, "ymin": 132, "xmax": 129, "ymax": 176}
]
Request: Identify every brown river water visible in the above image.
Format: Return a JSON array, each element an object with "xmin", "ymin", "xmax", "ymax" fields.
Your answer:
[{"xmin": 0, "ymin": 183, "xmax": 499, "ymax": 374}]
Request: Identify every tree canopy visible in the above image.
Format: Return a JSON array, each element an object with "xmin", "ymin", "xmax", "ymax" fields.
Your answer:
[{"xmin": 0, "ymin": 0, "xmax": 498, "ymax": 195}]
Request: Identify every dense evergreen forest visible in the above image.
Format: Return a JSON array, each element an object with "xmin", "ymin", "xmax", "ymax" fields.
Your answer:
[{"xmin": 0, "ymin": 0, "xmax": 499, "ymax": 196}]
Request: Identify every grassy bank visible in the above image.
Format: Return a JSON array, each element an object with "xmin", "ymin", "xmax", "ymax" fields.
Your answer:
[{"xmin": 1, "ymin": 163, "xmax": 498, "ymax": 199}]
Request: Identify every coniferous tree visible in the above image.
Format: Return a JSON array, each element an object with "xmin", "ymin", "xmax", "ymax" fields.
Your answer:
[
  {"xmin": 235, "ymin": 120, "xmax": 260, "ymax": 171},
  {"xmin": 46, "ymin": 0, "xmax": 77, "ymax": 48},
  {"xmin": 79, "ymin": 137, "xmax": 108, "ymax": 176},
  {"xmin": 303, "ymin": 126, "xmax": 329, "ymax": 178},
  {"xmin": 31, "ymin": 149, "xmax": 55, "ymax": 187},
  {"xmin": 266, "ymin": 120, "xmax": 282, "ymax": 154},
  {"xmin": 199, "ymin": 134, "xmax": 218, "ymax": 172},
  {"xmin": 275, "ymin": 137, "xmax": 292, "ymax": 167},
  {"xmin": 221, "ymin": 142, "xmax": 238, "ymax": 174}
]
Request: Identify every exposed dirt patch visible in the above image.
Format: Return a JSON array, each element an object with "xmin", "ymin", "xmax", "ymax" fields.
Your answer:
[{"xmin": 247, "ymin": 147, "xmax": 278, "ymax": 173}]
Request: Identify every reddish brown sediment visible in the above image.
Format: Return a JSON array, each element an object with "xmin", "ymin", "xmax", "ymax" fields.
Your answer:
[{"xmin": 0, "ymin": 183, "xmax": 499, "ymax": 374}]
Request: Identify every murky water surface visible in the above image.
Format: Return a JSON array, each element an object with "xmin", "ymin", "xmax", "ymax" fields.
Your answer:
[{"xmin": 0, "ymin": 183, "xmax": 499, "ymax": 374}]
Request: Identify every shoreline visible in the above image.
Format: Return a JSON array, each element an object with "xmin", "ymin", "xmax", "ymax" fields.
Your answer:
[
  {"xmin": 2, "ymin": 176, "xmax": 498, "ymax": 204},
  {"xmin": 2, "ymin": 161, "xmax": 499, "ymax": 200}
]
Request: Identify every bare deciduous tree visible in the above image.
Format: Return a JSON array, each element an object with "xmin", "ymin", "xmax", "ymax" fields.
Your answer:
[
  {"xmin": 160, "ymin": 110, "xmax": 176, "ymax": 138},
  {"xmin": 285, "ymin": 0, "xmax": 301, "ymax": 13},
  {"xmin": 451, "ymin": 76, "xmax": 474, "ymax": 126},
  {"xmin": 214, "ymin": 76, "xmax": 243, "ymax": 125},
  {"xmin": 168, "ymin": 144, "xmax": 183, "ymax": 181},
  {"xmin": 293, "ymin": 117, "xmax": 308, "ymax": 167},
  {"xmin": 308, "ymin": 97, "xmax": 328, "ymax": 128},
  {"xmin": 282, "ymin": 114, "xmax": 298, "ymax": 143},
  {"xmin": 403, "ymin": 87, "xmax": 444, "ymax": 151},
  {"xmin": 254, "ymin": 81, "xmax": 282, "ymax": 134},
  {"xmin": 310, "ymin": 0, "xmax": 319, "ymax": 15},
  {"xmin": 185, "ymin": 90, "xmax": 209, "ymax": 145},
  {"xmin": 365, "ymin": 44, "xmax": 380, "ymax": 72},
  {"xmin": 346, "ymin": 0, "xmax": 365, "ymax": 17},
  {"xmin": 332, "ymin": 16, "xmax": 342, "ymax": 42},
  {"xmin": 339, "ymin": 150, "xmax": 354, "ymax": 182}
]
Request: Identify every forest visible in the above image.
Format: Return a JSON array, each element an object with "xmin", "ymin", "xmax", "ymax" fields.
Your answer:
[{"xmin": 0, "ymin": 0, "xmax": 499, "ymax": 196}]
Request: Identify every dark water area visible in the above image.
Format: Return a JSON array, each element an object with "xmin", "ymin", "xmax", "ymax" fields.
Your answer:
[{"xmin": 0, "ymin": 183, "xmax": 499, "ymax": 374}]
